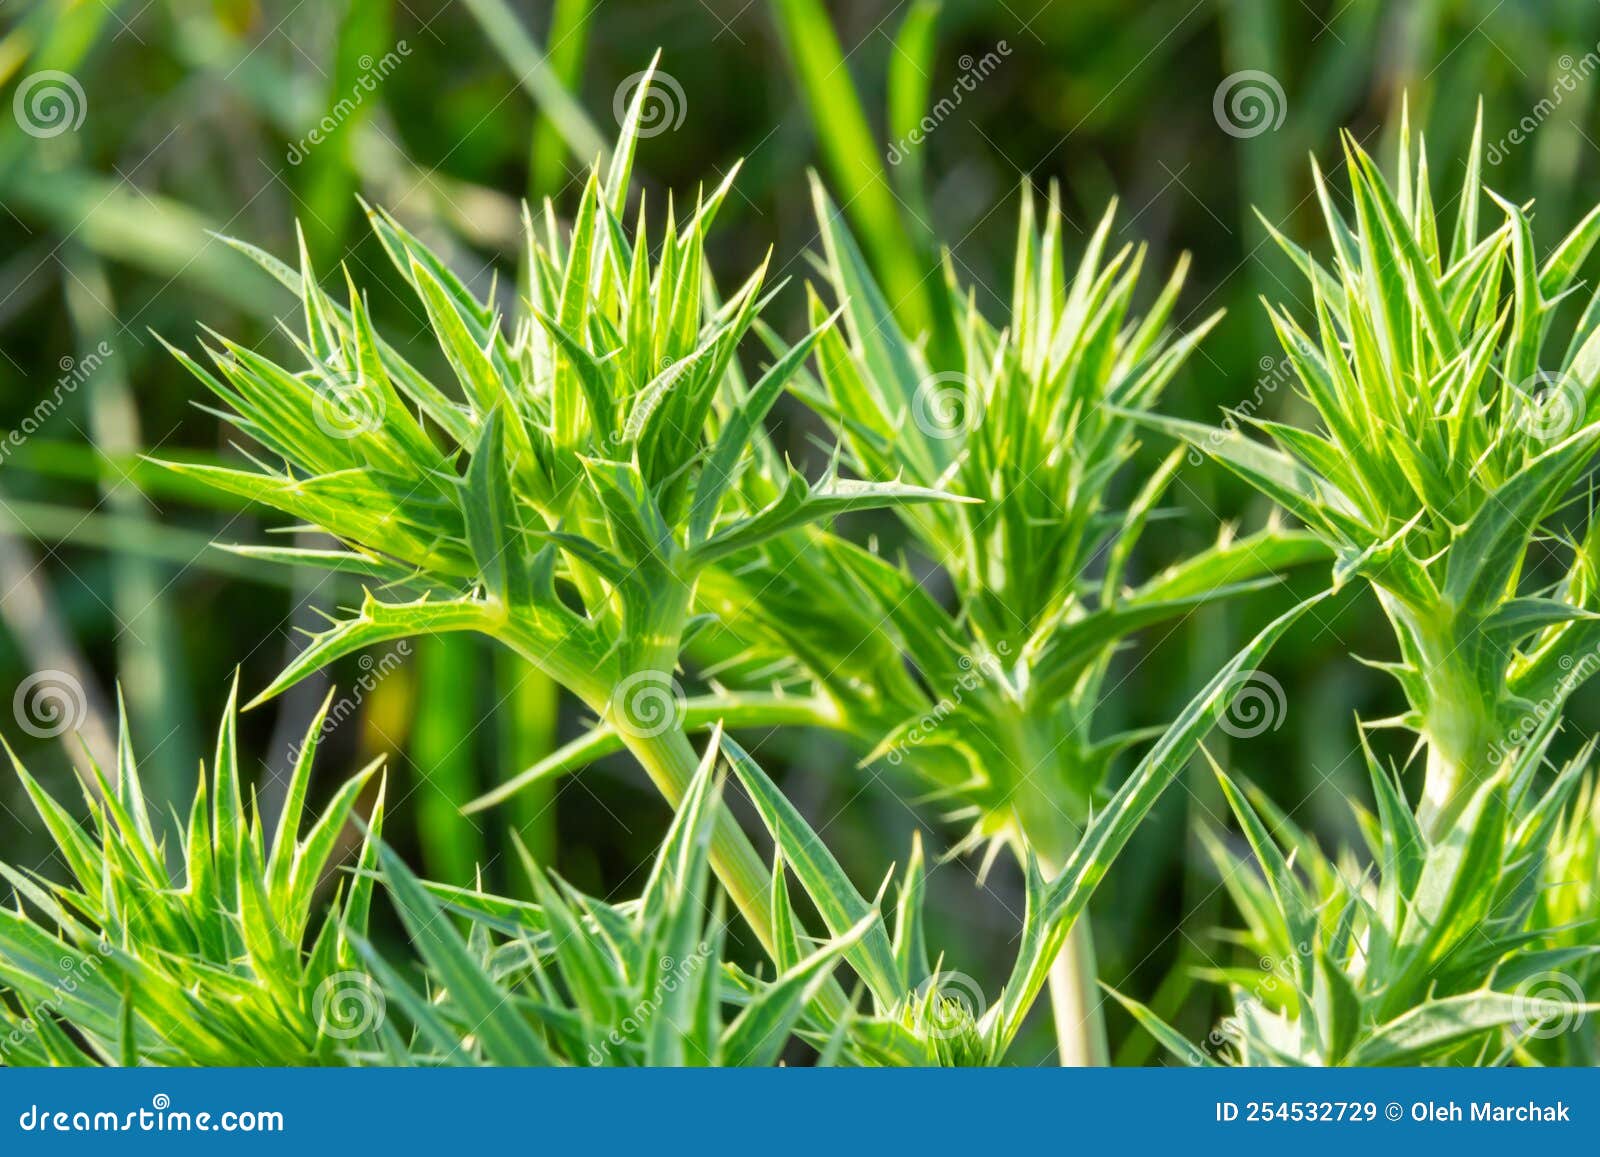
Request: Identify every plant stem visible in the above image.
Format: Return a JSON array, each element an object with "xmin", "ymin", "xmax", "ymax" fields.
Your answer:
[
  {"xmin": 499, "ymin": 615, "xmax": 847, "ymax": 1019},
  {"xmin": 1382, "ymin": 597, "xmax": 1505, "ymax": 842},
  {"xmin": 1047, "ymin": 916, "xmax": 1110, "ymax": 1066},
  {"xmin": 613, "ymin": 723, "xmax": 850, "ymax": 1020},
  {"xmin": 618, "ymin": 725, "xmax": 778, "ymax": 950},
  {"xmin": 1036, "ymin": 849, "xmax": 1110, "ymax": 1066}
]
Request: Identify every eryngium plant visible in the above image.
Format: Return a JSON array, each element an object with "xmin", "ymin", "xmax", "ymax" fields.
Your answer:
[
  {"xmin": 1120, "ymin": 724, "xmax": 1599, "ymax": 1065},
  {"xmin": 158, "ymin": 78, "xmax": 953, "ymax": 966},
  {"xmin": 0, "ymin": 593, "xmax": 1310, "ymax": 1069},
  {"xmin": 703, "ymin": 184, "xmax": 1321, "ymax": 1062},
  {"xmin": 353, "ymin": 727, "xmax": 870, "ymax": 1067},
  {"xmin": 0, "ymin": 684, "xmax": 385, "ymax": 1066},
  {"xmin": 1140, "ymin": 114, "xmax": 1600, "ymax": 837},
  {"xmin": 478, "ymin": 182, "xmax": 1324, "ymax": 1063},
  {"xmin": 723, "ymin": 598, "xmax": 1318, "ymax": 1064},
  {"xmin": 486, "ymin": 179, "xmax": 1325, "ymax": 1064},
  {"xmin": 343, "ymin": 567, "xmax": 1311, "ymax": 1067}
]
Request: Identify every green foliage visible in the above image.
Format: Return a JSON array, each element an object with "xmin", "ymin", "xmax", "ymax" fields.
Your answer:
[
  {"xmin": 1119, "ymin": 729, "xmax": 1600, "ymax": 1065},
  {"xmin": 766, "ymin": 182, "xmax": 1321, "ymax": 853},
  {"xmin": 508, "ymin": 180, "xmax": 1323, "ymax": 864},
  {"xmin": 154, "ymin": 81, "xmax": 961, "ymax": 968},
  {"xmin": 724, "ymin": 595, "xmax": 1321, "ymax": 1064},
  {"xmin": 1137, "ymin": 112, "xmax": 1600, "ymax": 835},
  {"xmin": 0, "ymin": 585, "xmax": 1309, "ymax": 1067},
  {"xmin": 355, "ymin": 728, "xmax": 870, "ymax": 1067},
  {"xmin": 6, "ymin": 0, "xmax": 1598, "ymax": 1069},
  {"xmin": 0, "ymin": 685, "xmax": 385, "ymax": 1066}
]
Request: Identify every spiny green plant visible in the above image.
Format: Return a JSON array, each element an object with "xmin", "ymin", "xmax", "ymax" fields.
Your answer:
[
  {"xmin": 721, "ymin": 598, "xmax": 1318, "ymax": 1064},
  {"xmin": 1108, "ymin": 111, "xmax": 1600, "ymax": 1068},
  {"xmin": 352, "ymin": 727, "xmax": 871, "ymax": 1067},
  {"xmin": 0, "ymin": 684, "xmax": 385, "ymax": 1066},
  {"xmin": 1117, "ymin": 726, "xmax": 1600, "ymax": 1066},
  {"xmin": 1135, "ymin": 112, "xmax": 1600, "ymax": 838},
  {"xmin": 1530, "ymin": 771, "xmax": 1600, "ymax": 1065},
  {"xmin": 784, "ymin": 180, "xmax": 1323, "ymax": 861},
  {"xmin": 155, "ymin": 76, "xmax": 956, "ymax": 968},
  {"xmin": 379, "ymin": 596, "xmax": 1317, "ymax": 1067},
  {"xmin": 0, "ymin": 584, "xmax": 1308, "ymax": 1069},
  {"xmin": 475, "ymin": 180, "xmax": 1324, "ymax": 1064}
]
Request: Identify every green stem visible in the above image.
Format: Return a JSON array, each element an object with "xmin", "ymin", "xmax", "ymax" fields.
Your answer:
[
  {"xmin": 498, "ymin": 610, "xmax": 848, "ymax": 1017},
  {"xmin": 1007, "ymin": 709, "xmax": 1109, "ymax": 1067},
  {"xmin": 616, "ymin": 725, "xmax": 778, "ymax": 949},
  {"xmin": 1381, "ymin": 597, "xmax": 1505, "ymax": 842},
  {"xmin": 1047, "ymin": 916, "xmax": 1109, "ymax": 1066},
  {"xmin": 466, "ymin": 693, "xmax": 840, "ymax": 813},
  {"xmin": 1417, "ymin": 710, "xmax": 1505, "ymax": 841},
  {"xmin": 1037, "ymin": 849, "xmax": 1110, "ymax": 1066},
  {"xmin": 614, "ymin": 723, "xmax": 849, "ymax": 1020}
]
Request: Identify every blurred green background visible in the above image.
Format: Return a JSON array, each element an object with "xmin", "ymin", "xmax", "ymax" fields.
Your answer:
[{"xmin": 4, "ymin": 0, "xmax": 1600, "ymax": 1063}]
